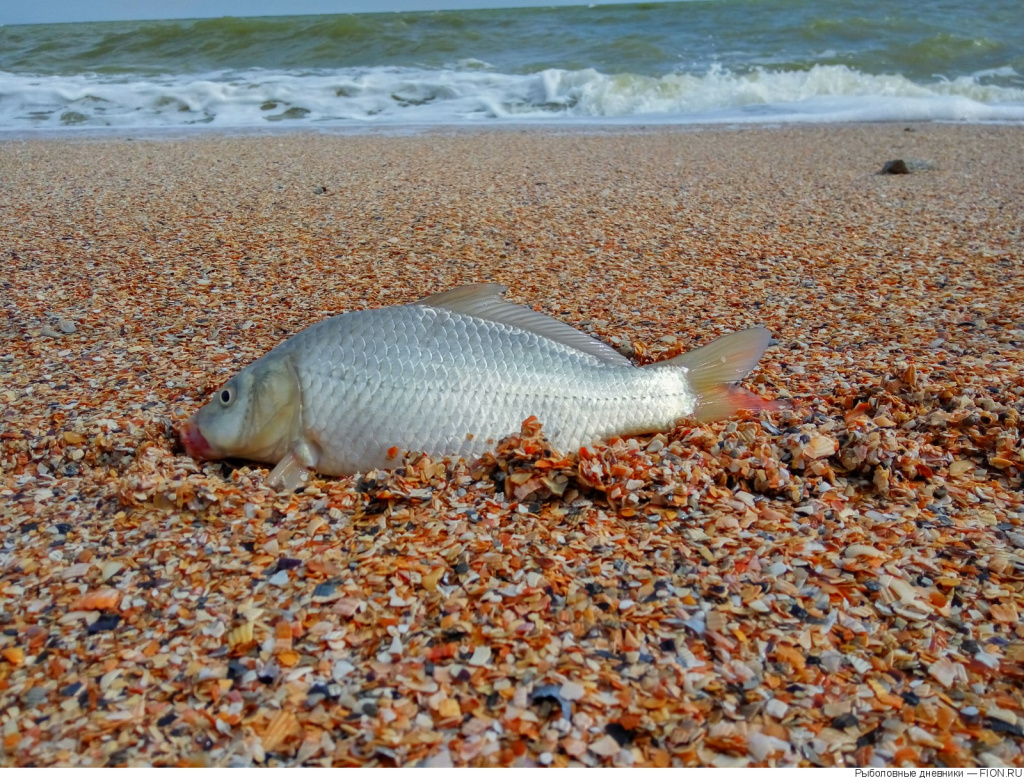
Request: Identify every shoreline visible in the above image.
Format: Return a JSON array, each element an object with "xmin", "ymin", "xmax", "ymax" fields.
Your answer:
[
  {"xmin": 1, "ymin": 123, "xmax": 1023, "ymax": 767},
  {"xmin": 2, "ymin": 116, "xmax": 1024, "ymax": 144}
]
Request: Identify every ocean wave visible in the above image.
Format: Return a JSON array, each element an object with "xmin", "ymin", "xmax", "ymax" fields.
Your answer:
[{"xmin": 1, "ymin": 64, "xmax": 1022, "ymax": 131}]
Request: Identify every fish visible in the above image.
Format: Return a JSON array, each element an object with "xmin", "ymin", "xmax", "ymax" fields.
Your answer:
[{"xmin": 179, "ymin": 283, "xmax": 776, "ymax": 490}]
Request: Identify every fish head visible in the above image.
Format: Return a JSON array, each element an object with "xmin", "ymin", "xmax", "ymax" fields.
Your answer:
[{"xmin": 180, "ymin": 354, "xmax": 301, "ymax": 465}]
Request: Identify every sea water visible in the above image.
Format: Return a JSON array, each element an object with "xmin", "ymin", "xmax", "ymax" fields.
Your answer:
[{"xmin": 1, "ymin": 0, "xmax": 1022, "ymax": 132}]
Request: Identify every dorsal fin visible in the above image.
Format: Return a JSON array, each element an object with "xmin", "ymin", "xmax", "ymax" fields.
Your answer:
[{"xmin": 412, "ymin": 283, "xmax": 633, "ymax": 367}]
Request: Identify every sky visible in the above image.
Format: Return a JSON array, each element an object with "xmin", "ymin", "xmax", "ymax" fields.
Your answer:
[{"xmin": 2, "ymin": 0, "xmax": 628, "ymax": 26}]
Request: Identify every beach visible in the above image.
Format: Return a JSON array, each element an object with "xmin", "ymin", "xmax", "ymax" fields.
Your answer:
[{"xmin": 1, "ymin": 123, "xmax": 1023, "ymax": 766}]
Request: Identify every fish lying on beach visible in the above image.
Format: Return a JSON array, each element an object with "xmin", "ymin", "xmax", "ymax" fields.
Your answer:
[{"xmin": 179, "ymin": 283, "xmax": 776, "ymax": 490}]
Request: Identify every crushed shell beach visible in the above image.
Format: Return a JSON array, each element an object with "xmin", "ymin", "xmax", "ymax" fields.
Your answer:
[{"xmin": 1, "ymin": 124, "xmax": 1023, "ymax": 767}]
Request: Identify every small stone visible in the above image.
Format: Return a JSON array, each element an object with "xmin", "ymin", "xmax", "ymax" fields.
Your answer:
[{"xmin": 881, "ymin": 159, "xmax": 910, "ymax": 174}]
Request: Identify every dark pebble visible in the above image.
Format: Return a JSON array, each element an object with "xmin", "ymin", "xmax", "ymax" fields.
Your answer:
[
  {"xmin": 21, "ymin": 523, "xmax": 39, "ymax": 533},
  {"xmin": 856, "ymin": 728, "xmax": 880, "ymax": 747},
  {"xmin": 274, "ymin": 557, "xmax": 302, "ymax": 571},
  {"xmin": 529, "ymin": 684, "xmax": 572, "ymax": 722},
  {"xmin": 900, "ymin": 691, "xmax": 921, "ymax": 706},
  {"xmin": 86, "ymin": 614, "xmax": 120, "ymax": 634},
  {"xmin": 789, "ymin": 603, "xmax": 810, "ymax": 620},
  {"xmin": 55, "ymin": 523, "xmax": 72, "ymax": 535},
  {"xmin": 985, "ymin": 717, "xmax": 1024, "ymax": 737},
  {"xmin": 60, "ymin": 681, "xmax": 83, "ymax": 697},
  {"xmin": 312, "ymin": 580, "xmax": 339, "ymax": 598},
  {"xmin": 881, "ymin": 159, "xmax": 910, "ymax": 174},
  {"xmin": 227, "ymin": 660, "xmax": 247, "ymax": 680},
  {"xmin": 156, "ymin": 712, "xmax": 176, "ymax": 727},
  {"xmin": 832, "ymin": 713, "xmax": 859, "ymax": 729},
  {"xmin": 604, "ymin": 721, "xmax": 636, "ymax": 746}
]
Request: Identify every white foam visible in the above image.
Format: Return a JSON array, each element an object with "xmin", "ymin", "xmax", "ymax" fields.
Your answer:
[{"xmin": 1, "ymin": 63, "xmax": 1022, "ymax": 131}]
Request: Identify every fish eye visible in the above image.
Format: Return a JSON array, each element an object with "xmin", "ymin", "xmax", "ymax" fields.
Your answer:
[{"xmin": 219, "ymin": 388, "xmax": 233, "ymax": 405}]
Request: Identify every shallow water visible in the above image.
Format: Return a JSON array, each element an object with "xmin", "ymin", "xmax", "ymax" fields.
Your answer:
[{"xmin": 2, "ymin": 0, "xmax": 1023, "ymax": 131}]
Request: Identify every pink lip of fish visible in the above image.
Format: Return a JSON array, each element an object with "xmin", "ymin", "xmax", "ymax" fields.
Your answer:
[{"xmin": 179, "ymin": 418, "xmax": 213, "ymax": 460}]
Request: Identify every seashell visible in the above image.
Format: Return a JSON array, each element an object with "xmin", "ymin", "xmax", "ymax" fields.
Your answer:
[
  {"xmin": 276, "ymin": 649, "xmax": 300, "ymax": 668},
  {"xmin": 902, "ymin": 363, "xmax": 917, "ymax": 388},
  {"xmin": 58, "ymin": 318, "xmax": 77, "ymax": 333},
  {"xmin": 467, "ymin": 645, "xmax": 491, "ymax": 666},
  {"xmin": 70, "ymin": 588, "xmax": 120, "ymax": 611},
  {"xmin": 559, "ymin": 680, "xmax": 586, "ymax": 701},
  {"xmin": 100, "ymin": 561, "xmax": 124, "ymax": 582},
  {"xmin": 803, "ymin": 435, "xmax": 837, "ymax": 459},
  {"xmin": 261, "ymin": 709, "xmax": 299, "ymax": 753},
  {"xmin": 1, "ymin": 647, "xmax": 25, "ymax": 666},
  {"xmin": 227, "ymin": 621, "xmax": 254, "ymax": 649},
  {"xmin": 273, "ymin": 621, "xmax": 293, "ymax": 653},
  {"xmin": 948, "ymin": 459, "xmax": 974, "ymax": 477},
  {"xmin": 421, "ymin": 567, "xmax": 444, "ymax": 591},
  {"xmin": 588, "ymin": 734, "xmax": 621, "ymax": 758},
  {"xmin": 438, "ymin": 697, "xmax": 461, "ymax": 718},
  {"xmin": 844, "ymin": 544, "xmax": 885, "ymax": 558},
  {"xmin": 926, "ymin": 656, "xmax": 964, "ymax": 688}
]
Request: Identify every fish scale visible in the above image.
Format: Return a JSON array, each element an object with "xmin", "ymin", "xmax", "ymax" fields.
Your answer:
[
  {"xmin": 281, "ymin": 305, "xmax": 690, "ymax": 475},
  {"xmin": 180, "ymin": 284, "xmax": 773, "ymax": 489}
]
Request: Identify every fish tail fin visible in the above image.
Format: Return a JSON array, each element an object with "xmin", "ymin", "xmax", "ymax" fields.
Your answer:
[{"xmin": 661, "ymin": 326, "xmax": 782, "ymax": 423}]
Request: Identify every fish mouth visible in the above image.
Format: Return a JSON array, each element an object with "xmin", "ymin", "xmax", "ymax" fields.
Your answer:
[{"xmin": 179, "ymin": 418, "xmax": 214, "ymax": 460}]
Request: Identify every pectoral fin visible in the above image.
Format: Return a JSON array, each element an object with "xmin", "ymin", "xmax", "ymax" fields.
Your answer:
[
  {"xmin": 266, "ymin": 438, "xmax": 320, "ymax": 491},
  {"xmin": 267, "ymin": 451, "xmax": 311, "ymax": 491}
]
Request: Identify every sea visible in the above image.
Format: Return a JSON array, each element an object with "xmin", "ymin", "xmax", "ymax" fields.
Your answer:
[{"xmin": 2, "ymin": 0, "xmax": 1023, "ymax": 134}]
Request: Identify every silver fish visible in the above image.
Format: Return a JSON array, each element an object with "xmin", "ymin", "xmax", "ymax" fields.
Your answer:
[{"xmin": 180, "ymin": 284, "xmax": 774, "ymax": 490}]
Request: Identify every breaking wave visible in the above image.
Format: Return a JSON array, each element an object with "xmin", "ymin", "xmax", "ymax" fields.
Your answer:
[{"xmin": 1, "ymin": 63, "xmax": 1023, "ymax": 132}]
